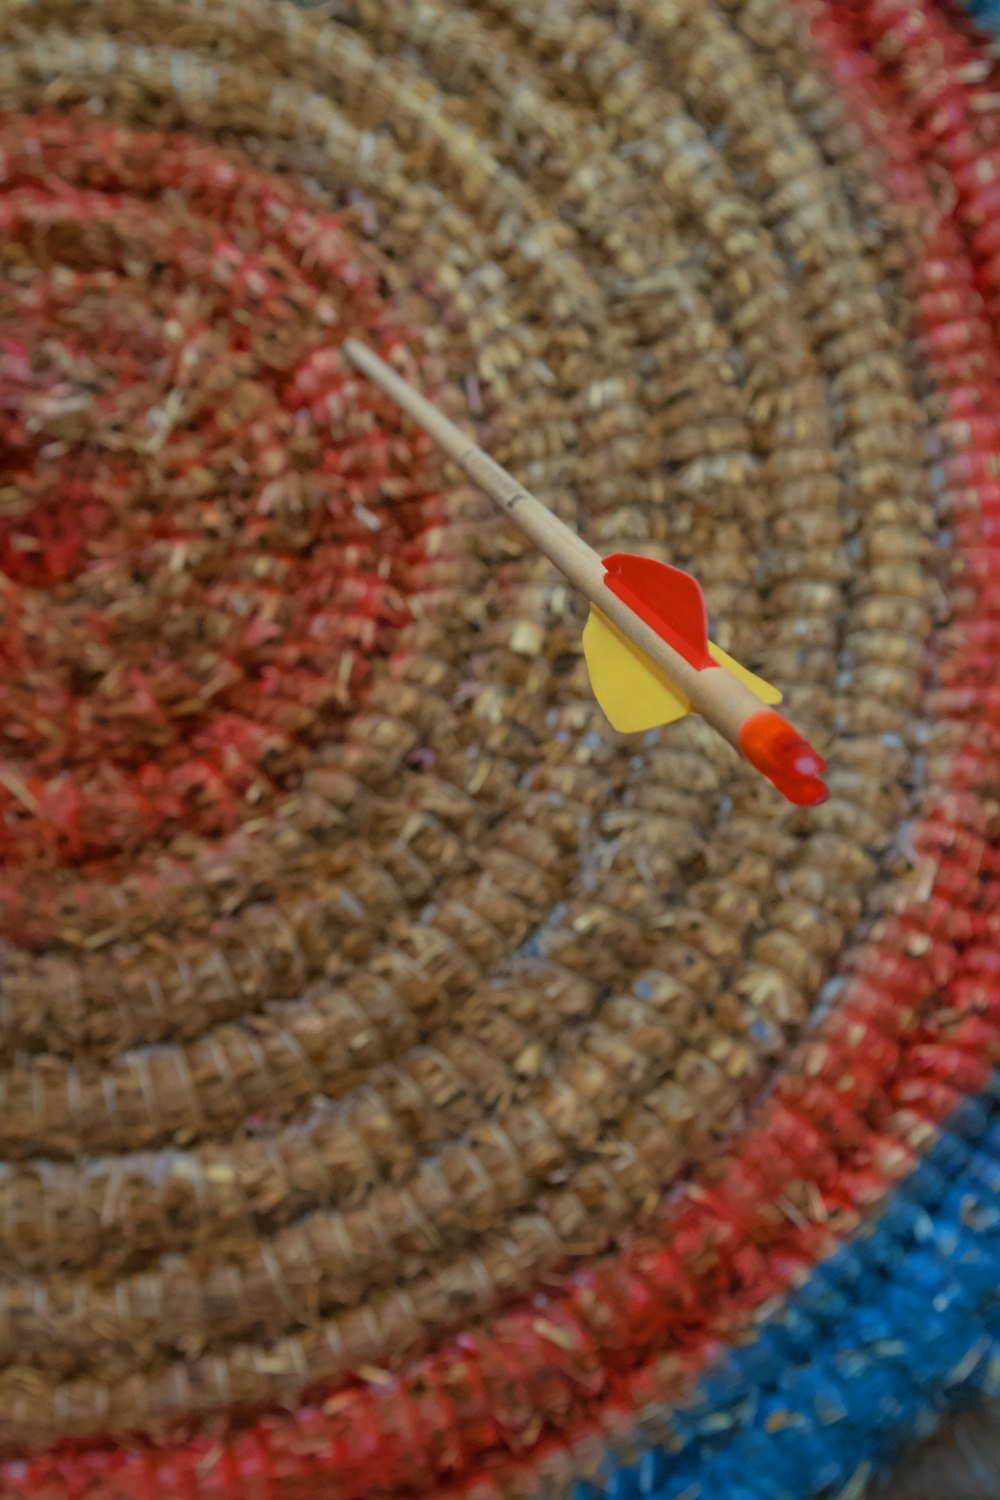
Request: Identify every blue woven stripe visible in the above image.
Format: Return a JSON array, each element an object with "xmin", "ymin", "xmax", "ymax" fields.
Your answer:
[
  {"xmin": 957, "ymin": 0, "xmax": 1000, "ymax": 31},
  {"xmin": 576, "ymin": 1081, "xmax": 1000, "ymax": 1500}
]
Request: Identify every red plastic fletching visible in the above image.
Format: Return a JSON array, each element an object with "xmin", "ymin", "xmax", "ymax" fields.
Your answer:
[
  {"xmin": 738, "ymin": 711, "xmax": 829, "ymax": 806},
  {"xmin": 601, "ymin": 554, "xmax": 714, "ymax": 670},
  {"xmin": 601, "ymin": 558, "xmax": 827, "ymax": 807}
]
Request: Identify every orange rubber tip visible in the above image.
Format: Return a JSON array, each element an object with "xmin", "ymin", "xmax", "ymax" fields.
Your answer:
[{"xmin": 737, "ymin": 710, "xmax": 829, "ymax": 806}]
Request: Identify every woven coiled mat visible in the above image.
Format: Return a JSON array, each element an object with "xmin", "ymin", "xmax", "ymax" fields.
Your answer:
[{"xmin": 0, "ymin": 1, "xmax": 997, "ymax": 1497}]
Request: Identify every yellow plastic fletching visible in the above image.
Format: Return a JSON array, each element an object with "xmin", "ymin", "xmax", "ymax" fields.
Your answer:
[
  {"xmin": 705, "ymin": 641, "xmax": 782, "ymax": 706},
  {"xmin": 582, "ymin": 609, "xmax": 690, "ymax": 732},
  {"xmin": 582, "ymin": 609, "xmax": 781, "ymax": 734}
]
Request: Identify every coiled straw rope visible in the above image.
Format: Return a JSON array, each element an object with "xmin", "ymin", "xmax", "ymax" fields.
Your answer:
[{"xmin": 0, "ymin": 2, "xmax": 995, "ymax": 1497}]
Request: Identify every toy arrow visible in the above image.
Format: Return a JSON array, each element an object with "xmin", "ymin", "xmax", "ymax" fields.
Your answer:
[{"xmin": 343, "ymin": 340, "xmax": 828, "ymax": 806}]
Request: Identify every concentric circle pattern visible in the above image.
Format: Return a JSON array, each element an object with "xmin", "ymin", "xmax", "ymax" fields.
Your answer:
[
  {"xmin": 0, "ymin": 1, "xmax": 996, "ymax": 1498},
  {"xmin": 0, "ymin": 121, "xmax": 442, "ymax": 884}
]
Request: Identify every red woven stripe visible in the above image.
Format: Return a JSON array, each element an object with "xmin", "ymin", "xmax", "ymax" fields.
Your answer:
[{"xmin": 0, "ymin": 115, "xmax": 440, "ymax": 896}]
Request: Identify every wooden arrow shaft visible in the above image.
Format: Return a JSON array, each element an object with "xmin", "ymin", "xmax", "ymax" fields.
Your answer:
[{"xmin": 342, "ymin": 339, "xmax": 764, "ymax": 748}]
